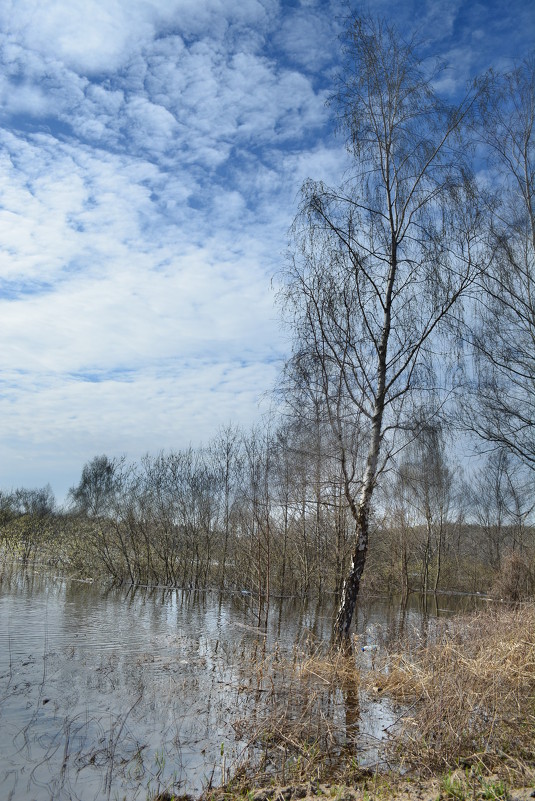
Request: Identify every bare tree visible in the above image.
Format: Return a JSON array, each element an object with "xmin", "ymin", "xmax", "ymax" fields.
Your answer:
[
  {"xmin": 470, "ymin": 449, "xmax": 535, "ymax": 571},
  {"xmin": 397, "ymin": 423, "xmax": 455, "ymax": 595},
  {"xmin": 281, "ymin": 15, "xmax": 487, "ymax": 639},
  {"xmin": 9, "ymin": 485, "xmax": 56, "ymax": 563},
  {"xmin": 466, "ymin": 58, "xmax": 535, "ymax": 469},
  {"xmin": 208, "ymin": 424, "xmax": 243, "ymax": 589},
  {"xmin": 68, "ymin": 455, "xmax": 123, "ymax": 518},
  {"xmin": 238, "ymin": 426, "xmax": 274, "ymax": 625}
]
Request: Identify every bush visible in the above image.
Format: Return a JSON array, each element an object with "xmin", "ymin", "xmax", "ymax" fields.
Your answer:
[{"xmin": 492, "ymin": 551, "xmax": 535, "ymax": 601}]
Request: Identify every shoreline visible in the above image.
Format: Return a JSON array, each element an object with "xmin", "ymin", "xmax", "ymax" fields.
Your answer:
[{"xmin": 199, "ymin": 776, "xmax": 535, "ymax": 801}]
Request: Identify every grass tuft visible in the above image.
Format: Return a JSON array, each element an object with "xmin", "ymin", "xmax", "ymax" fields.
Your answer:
[{"xmin": 365, "ymin": 603, "xmax": 535, "ymax": 785}]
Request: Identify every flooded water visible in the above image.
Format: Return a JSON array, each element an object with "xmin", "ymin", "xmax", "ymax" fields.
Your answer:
[{"xmin": 0, "ymin": 564, "xmax": 484, "ymax": 801}]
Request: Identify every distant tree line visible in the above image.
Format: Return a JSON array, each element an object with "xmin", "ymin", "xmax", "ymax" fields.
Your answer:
[{"xmin": 1, "ymin": 418, "xmax": 533, "ymax": 608}]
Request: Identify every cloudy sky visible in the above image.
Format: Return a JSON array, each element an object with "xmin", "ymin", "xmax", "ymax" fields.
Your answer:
[{"xmin": 1, "ymin": 0, "xmax": 533, "ymax": 501}]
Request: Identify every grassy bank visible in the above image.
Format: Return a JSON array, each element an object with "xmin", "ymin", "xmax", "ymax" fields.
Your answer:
[{"xmin": 198, "ymin": 775, "xmax": 535, "ymax": 801}]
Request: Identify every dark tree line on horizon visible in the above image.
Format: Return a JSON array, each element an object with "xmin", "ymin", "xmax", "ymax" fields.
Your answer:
[{"xmin": 0, "ymin": 15, "xmax": 534, "ymax": 637}]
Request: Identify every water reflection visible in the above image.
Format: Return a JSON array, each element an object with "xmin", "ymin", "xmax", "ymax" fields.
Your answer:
[
  {"xmin": 0, "ymin": 564, "xmax": 486, "ymax": 801},
  {"xmin": 340, "ymin": 642, "xmax": 360, "ymax": 749}
]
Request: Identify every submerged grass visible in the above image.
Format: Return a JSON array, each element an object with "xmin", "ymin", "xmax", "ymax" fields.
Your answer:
[
  {"xmin": 230, "ymin": 642, "xmax": 345, "ymax": 777},
  {"xmin": 219, "ymin": 604, "xmax": 535, "ymax": 798},
  {"xmin": 226, "ymin": 635, "xmax": 372, "ymax": 788}
]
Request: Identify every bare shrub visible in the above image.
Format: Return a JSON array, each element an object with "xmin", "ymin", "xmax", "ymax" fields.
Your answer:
[{"xmin": 492, "ymin": 551, "xmax": 535, "ymax": 601}]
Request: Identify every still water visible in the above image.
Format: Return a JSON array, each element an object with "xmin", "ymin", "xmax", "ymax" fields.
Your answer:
[{"xmin": 0, "ymin": 565, "xmax": 483, "ymax": 801}]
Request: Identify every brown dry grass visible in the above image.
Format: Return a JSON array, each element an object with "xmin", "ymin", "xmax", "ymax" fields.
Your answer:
[
  {"xmin": 231, "ymin": 637, "xmax": 363, "ymax": 784},
  {"xmin": 365, "ymin": 603, "xmax": 535, "ymax": 784},
  {"xmin": 226, "ymin": 605, "xmax": 534, "ymax": 794}
]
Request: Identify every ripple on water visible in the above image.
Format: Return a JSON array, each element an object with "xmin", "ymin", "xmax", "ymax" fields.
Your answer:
[{"xmin": 1, "ymin": 567, "xmax": 485, "ymax": 801}]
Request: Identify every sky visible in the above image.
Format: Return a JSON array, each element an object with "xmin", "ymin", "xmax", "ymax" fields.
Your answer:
[{"xmin": 1, "ymin": 0, "xmax": 533, "ymax": 502}]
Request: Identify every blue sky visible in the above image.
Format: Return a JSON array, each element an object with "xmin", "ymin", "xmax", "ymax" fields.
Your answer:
[{"xmin": 0, "ymin": 0, "xmax": 533, "ymax": 501}]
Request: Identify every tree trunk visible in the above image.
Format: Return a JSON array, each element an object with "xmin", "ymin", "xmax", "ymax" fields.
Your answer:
[
  {"xmin": 334, "ymin": 243, "xmax": 394, "ymax": 640},
  {"xmin": 334, "ymin": 501, "xmax": 370, "ymax": 639},
  {"xmin": 400, "ymin": 522, "xmax": 409, "ymax": 597},
  {"xmin": 423, "ymin": 516, "xmax": 431, "ymax": 596},
  {"xmin": 434, "ymin": 517, "xmax": 443, "ymax": 593}
]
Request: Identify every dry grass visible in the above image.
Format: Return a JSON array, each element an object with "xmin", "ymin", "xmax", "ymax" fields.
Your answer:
[
  {"xmin": 365, "ymin": 603, "xmax": 535, "ymax": 784},
  {"xmin": 226, "ymin": 605, "xmax": 535, "ymax": 793},
  {"xmin": 230, "ymin": 638, "xmax": 366, "ymax": 786}
]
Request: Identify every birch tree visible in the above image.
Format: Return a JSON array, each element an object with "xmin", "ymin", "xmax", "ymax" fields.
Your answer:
[
  {"xmin": 466, "ymin": 59, "xmax": 535, "ymax": 469},
  {"xmin": 281, "ymin": 16, "xmax": 486, "ymax": 639}
]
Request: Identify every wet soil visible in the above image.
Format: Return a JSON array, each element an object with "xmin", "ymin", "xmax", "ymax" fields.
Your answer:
[{"xmin": 201, "ymin": 777, "xmax": 535, "ymax": 801}]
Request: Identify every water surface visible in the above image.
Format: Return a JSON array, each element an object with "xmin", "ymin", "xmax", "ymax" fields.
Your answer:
[{"xmin": 0, "ymin": 565, "xmax": 483, "ymax": 801}]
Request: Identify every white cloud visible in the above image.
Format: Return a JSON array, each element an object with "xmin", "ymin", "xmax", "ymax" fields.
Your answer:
[
  {"xmin": 2, "ymin": 0, "xmax": 151, "ymax": 74},
  {"xmin": 0, "ymin": 357, "xmax": 281, "ymax": 498},
  {"xmin": 274, "ymin": 3, "xmax": 341, "ymax": 73},
  {"xmin": 0, "ymin": 0, "xmax": 533, "ymax": 501},
  {"xmin": 0, "ymin": 0, "xmax": 278, "ymax": 76}
]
